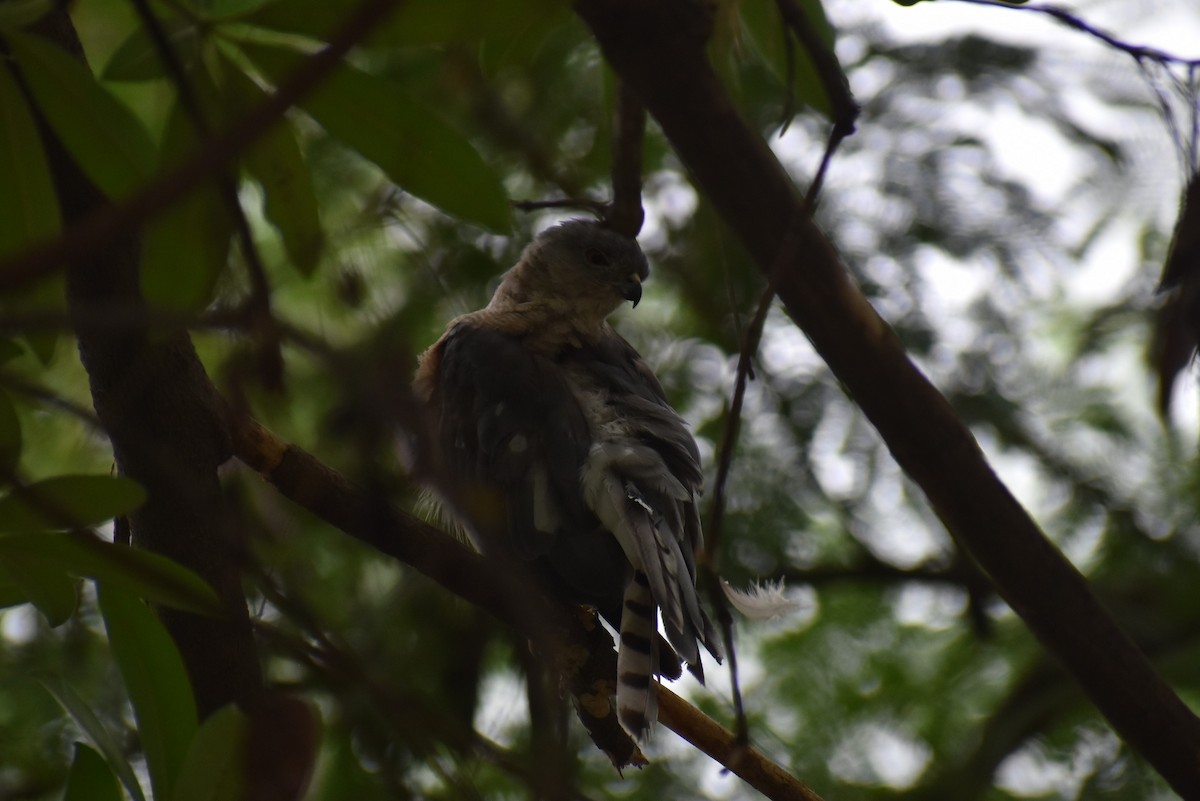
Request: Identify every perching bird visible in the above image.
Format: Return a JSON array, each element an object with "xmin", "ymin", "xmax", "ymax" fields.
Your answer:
[{"xmin": 415, "ymin": 219, "xmax": 723, "ymax": 738}]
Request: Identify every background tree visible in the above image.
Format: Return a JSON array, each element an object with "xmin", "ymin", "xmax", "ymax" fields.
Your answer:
[{"xmin": 0, "ymin": 0, "xmax": 1198, "ymax": 799}]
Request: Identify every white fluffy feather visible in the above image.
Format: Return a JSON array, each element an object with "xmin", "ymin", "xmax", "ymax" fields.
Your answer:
[{"xmin": 722, "ymin": 579, "xmax": 800, "ymax": 620}]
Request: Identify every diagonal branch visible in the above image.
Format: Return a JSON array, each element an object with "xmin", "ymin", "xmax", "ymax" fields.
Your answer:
[
  {"xmin": 573, "ymin": 0, "xmax": 1200, "ymax": 796},
  {"xmin": 229, "ymin": 414, "xmax": 826, "ymax": 801}
]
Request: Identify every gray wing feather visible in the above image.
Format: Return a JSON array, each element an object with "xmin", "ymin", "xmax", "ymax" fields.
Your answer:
[
  {"xmin": 569, "ymin": 333, "xmax": 723, "ymax": 673},
  {"xmin": 431, "ymin": 323, "xmax": 591, "ymax": 557}
]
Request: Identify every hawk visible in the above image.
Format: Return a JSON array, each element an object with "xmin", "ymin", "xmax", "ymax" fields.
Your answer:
[{"xmin": 415, "ymin": 219, "xmax": 722, "ymax": 738}]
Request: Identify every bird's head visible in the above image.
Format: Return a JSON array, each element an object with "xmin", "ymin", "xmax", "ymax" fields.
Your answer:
[{"xmin": 492, "ymin": 219, "xmax": 650, "ymax": 326}]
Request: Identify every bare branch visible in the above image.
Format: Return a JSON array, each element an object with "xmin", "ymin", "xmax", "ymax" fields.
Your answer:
[
  {"xmin": 230, "ymin": 415, "xmax": 825, "ymax": 798},
  {"xmin": 658, "ymin": 686, "xmax": 826, "ymax": 801}
]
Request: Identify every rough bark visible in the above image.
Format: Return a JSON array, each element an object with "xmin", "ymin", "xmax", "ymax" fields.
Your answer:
[{"xmin": 28, "ymin": 10, "xmax": 263, "ymax": 717}]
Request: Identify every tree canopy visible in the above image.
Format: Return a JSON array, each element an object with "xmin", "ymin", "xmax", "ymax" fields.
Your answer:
[{"xmin": 1, "ymin": 0, "xmax": 1199, "ymax": 799}]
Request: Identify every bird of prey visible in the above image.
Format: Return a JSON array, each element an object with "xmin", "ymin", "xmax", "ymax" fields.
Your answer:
[{"xmin": 415, "ymin": 219, "xmax": 722, "ymax": 738}]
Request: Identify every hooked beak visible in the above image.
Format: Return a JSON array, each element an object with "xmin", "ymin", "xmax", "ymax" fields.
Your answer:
[{"xmin": 621, "ymin": 273, "xmax": 643, "ymax": 307}]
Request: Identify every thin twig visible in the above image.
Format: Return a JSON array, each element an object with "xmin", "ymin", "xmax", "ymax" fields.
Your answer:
[
  {"xmin": 954, "ymin": 0, "xmax": 1200, "ymax": 169},
  {"xmin": 773, "ymin": 0, "xmax": 859, "ymax": 137},
  {"xmin": 702, "ymin": 123, "xmax": 848, "ymax": 745},
  {"xmin": 608, "ymin": 82, "xmax": 646, "ymax": 237},
  {"xmin": 953, "ymin": 0, "xmax": 1200, "ymax": 67}
]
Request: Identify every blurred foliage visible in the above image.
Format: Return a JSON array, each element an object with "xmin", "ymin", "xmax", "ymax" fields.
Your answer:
[{"xmin": 0, "ymin": 0, "xmax": 1198, "ymax": 799}]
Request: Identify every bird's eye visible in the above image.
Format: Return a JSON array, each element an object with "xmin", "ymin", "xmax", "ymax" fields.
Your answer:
[{"xmin": 585, "ymin": 248, "xmax": 610, "ymax": 267}]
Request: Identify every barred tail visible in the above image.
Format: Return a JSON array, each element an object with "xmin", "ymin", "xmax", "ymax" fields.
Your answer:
[{"xmin": 616, "ymin": 570, "xmax": 658, "ymax": 739}]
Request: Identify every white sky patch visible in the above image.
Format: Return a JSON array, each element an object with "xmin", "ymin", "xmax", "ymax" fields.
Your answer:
[
  {"xmin": 810, "ymin": 403, "xmax": 862, "ymax": 500},
  {"xmin": 760, "ymin": 316, "xmax": 824, "ymax": 381},
  {"xmin": 893, "ymin": 583, "xmax": 969, "ymax": 632},
  {"xmin": 472, "ymin": 669, "xmax": 528, "ymax": 743},
  {"xmin": 1065, "ymin": 218, "xmax": 1144, "ymax": 306},
  {"xmin": 984, "ymin": 106, "xmax": 1086, "ymax": 206},
  {"xmin": 0, "ymin": 606, "xmax": 39, "ymax": 646},
  {"xmin": 997, "ymin": 744, "xmax": 1075, "ymax": 797},
  {"xmin": 997, "ymin": 728, "xmax": 1125, "ymax": 798},
  {"xmin": 861, "ymin": 480, "xmax": 945, "ymax": 567},
  {"xmin": 645, "ymin": 171, "xmax": 700, "ymax": 232},
  {"xmin": 698, "ymin": 750, "xmax": 743, "ymax": 799},
  {"xmin": 829, "ymin": 721, "xmax": 932, "ymax": 789},
  {"xmin": 911, "ymin": 245, "xmax": 990, "ymax": 335}
]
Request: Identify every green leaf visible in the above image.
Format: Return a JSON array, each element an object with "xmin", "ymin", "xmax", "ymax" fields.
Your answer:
[
  {"xmin": 101, "ymin": 16, "xmax": 201, "ymax": 82},
  {"xmin": 0, "ymin": 389, "xmax": 20, "ymax": 476},
  {"xmin": 39, "ymin": 675, "xmax": 149, "ymax": 801},
  {"xmin": 171, "ymin": 705, "xmax": 250, "ymax": 801},
  {"xmin": 223, "ymin": 61, "xmax": 324, "ymax": 276},
  {"xmin": 243, "ymin": 44, "xmax": 510, "ymax": 232},
  {"xmin": 141, "ymin": 96, "xmax": 235, "ymax": 315},
  {"xmin": 7, "ymin": 31, "xmax": 156, "ymax": 199},
  {"xmin": 0, "ymin": 475, "xmax": 147, "ymax": 532},
  {"xmin": 99, "ymin": 584, "xmax": 199, "ymax": 801},
  {"xmin": 64, "ymin": 743, "xmax": 123, "ymax": 801},
  {"xmin": 313, "ymin": 730, "xmax": 382, "ymax": 801},
  {"xmin": 0, "ymin": 531, "xmax": 222, "ymax": 616},
  {"xmin": 0, "ymin": 0, "xmax": 53, "ymax": 29},
  {"xmin": 0, "ymin": 550, "xmax": 77, "ymax": 624},
  {"xmin": 0, "ymin": 62, "xmax": 61, "ymax": 259}
]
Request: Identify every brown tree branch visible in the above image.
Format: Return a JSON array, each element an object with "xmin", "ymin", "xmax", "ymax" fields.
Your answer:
[
  {"xmin": 573, "ymin": 0, "xmax": 1200, "ymax": 796},
  {"xmin": 658, "ymin": 686, "xmax": 825, "ymax": 801},
  {"xmin": 229, "ymin": 415, "xmax": 826, "ymax": 800}
]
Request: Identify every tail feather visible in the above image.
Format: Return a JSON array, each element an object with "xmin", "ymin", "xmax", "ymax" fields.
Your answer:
[{"xmin": 616, "ymin": 571, "xmax": 658, "ymax": 739}]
